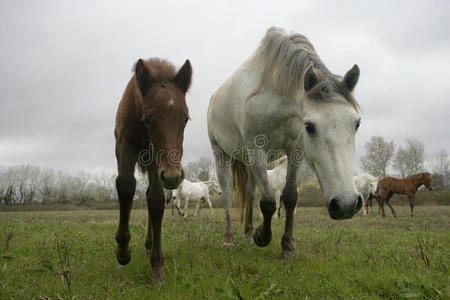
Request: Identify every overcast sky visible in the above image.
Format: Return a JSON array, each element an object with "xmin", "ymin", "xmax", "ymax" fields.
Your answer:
[{"xmin": 0, "ymin": 0, "xmax": 449, "ymax": 174}]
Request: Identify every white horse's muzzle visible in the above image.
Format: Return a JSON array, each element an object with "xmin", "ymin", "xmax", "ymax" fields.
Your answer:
[{"xmin": 327, "ymin": 192, "xmax": 362, "ymax": 220}]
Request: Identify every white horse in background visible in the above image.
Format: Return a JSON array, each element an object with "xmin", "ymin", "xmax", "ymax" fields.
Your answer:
[
  {"xmin": 354, "ymin": 173, "xmax": 378, "ymax": 215},
  {"xmin": 208, "ymin": 27, "xmax": 362, "ymax": 256},
  {"xmin": 203, "ymin": 181, "xmax": 222, "ymax": 196},
  {"xmin": 255, "ymin": 156, "xmax": 297, "ymax": 219},
  {"xmin": 171, "ymin": 180, "xmax": 214, "ymax": 218}
]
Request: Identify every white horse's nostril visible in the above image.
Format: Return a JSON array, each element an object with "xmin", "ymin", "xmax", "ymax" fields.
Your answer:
[{"xmin": 329, "ymin": 198, "xmax": 341, "ymax": 215}]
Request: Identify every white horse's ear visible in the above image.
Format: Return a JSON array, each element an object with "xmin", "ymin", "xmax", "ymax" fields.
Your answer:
[
  {"xmin": 343, "ymin": 64, "xmax": 360, "ymax": 91},
  {"xmin": 304, "ymin": 64, "xmax": 319, "ymax": 92}
]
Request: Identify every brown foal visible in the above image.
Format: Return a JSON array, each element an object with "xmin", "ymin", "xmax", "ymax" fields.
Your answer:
[
  {"xmin": 114, "ymin": 58, "xmax": 192, "ymax": 283},
  {"xmin": 375, "ymin": 172, "xmax": 433, "ymax": 218}
]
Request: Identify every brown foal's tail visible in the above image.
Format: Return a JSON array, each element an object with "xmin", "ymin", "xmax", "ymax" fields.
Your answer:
[{"xmin": 231, "ymin": 160, "xmax": 248, "ymax": 223}]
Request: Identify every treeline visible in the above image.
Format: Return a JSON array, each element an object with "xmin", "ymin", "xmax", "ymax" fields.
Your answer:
[
  {"xmin": 0, "ymin": 165, "xmax": 120, "ymax": 205},
  {"xmin": 360, "ymin": 136, "xmax": 450, "ymax": 190}
]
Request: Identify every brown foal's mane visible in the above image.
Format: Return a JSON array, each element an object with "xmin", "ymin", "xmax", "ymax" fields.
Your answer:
[{"xmin": 133, "ymin": 58, "xmax": 177, "ymax": 86}]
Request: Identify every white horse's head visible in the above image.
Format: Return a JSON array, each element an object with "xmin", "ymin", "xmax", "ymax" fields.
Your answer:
[
  {"xmin": 369, "ymin": 182, "xmax": 378, "ymax": 195},
  {"xmin": 300, "ymin": 64, "xmax": 362, "ymax": 220},
  {"xmin": 206, "ymin": 181, "xmax": 222, "ymax": 195}
]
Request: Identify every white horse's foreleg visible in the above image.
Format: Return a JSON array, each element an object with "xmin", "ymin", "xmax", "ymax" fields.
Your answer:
[
  {"xmin": 280, "ymin": 154, "xmax": 300, "ymax": 258},
  {"xmin": 275, "ymin": 190, "xmax": 282, "ymax": 219},
  {"xmin": 206, "ymin": 195, "xmax": 214, "ymax": 216},
  {"xmin": 175, "ymin": 197, "xmax": 184, "ymax": 216},
  {"xmin": 194, "ymin": 199, "xmax": 201, "ymax": 216},
  {"xmin": 254, "ymin": 188, "xmax": 263, "ymax": 219},
  {"xmin": 361, "ymin": 193, "xmax": 367, "ymax": 215},
  {"xmin": 248, "ymin": 149, "xmax": 275, "ymax": 247},
  {"xmin": 245, "ymin": 173, "xmax": 256, "ymax": 241},
  {"xmin": 212, "ymin": 144, "xmax": 234, "ymax": 247},
  {"xmin": 183, "ymin": 197, "xmax": 189, "ymax": 218}
]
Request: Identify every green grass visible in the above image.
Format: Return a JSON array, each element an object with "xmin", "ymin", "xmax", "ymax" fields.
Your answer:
[{"xmin": 0, "ymin": 206, "xmax": 449, "ymax": 299}]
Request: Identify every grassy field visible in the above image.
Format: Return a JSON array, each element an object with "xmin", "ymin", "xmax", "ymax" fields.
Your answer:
[{"xmin": 0, "ymin": 206, "xmax": 449, "ymax": 299}]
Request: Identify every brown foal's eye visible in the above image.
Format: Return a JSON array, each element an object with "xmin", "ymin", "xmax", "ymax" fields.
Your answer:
[
  {"xmin": 142, "ymin": 116, "xmax": 152, "ymax": 126},
  {"xmin": 184, "ymin": 116, "xmax": 190, "ymax": 126}
]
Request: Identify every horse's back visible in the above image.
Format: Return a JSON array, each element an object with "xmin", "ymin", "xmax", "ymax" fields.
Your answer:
[
  {"xmin": 378, "ymin": 176, "xmax": 408, "ymax": 194},
  {"xmin": 184, "ymin": 180, "xmax": 208, "ymax": 198},
  {"xmin": 207, "ymin": 65, "xmax": 255, "ymax": 156}
]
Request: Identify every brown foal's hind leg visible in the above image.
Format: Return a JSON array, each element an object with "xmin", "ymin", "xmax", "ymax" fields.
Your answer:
[
  {"xmin": 146, "ymin": 170, "xmax": 166, "ymax": 284},
  {"xmin": 115, "ymin": 143, "xmax": 138, "ymax": 266}
]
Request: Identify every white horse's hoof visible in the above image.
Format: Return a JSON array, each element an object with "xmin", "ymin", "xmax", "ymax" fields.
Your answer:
[
  {"xmin": 116, "ymin": 264, "xmax": 126, "ymax": 269},
  {"xmin": 222, "ymin": 242, "xmax": 234, "ymax": 248}
]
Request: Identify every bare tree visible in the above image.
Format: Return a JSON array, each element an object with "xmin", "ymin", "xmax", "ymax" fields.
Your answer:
[
  {"xmin": 393, "ymin": 138, "xmax": 425, "ymax": 177},
  {"xmin": 360, "ymin": 136, "xmax": 395, "ymax": 178},
  {"xmin": 184, "ymin": 156, "xmax": 215, "ymax": 181},
  {"xmin": 430, "ymin": 150, "xmax": 449, "ymax": 187}
]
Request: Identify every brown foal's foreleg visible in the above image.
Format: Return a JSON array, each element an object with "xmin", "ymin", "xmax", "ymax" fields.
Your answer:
[
  {"xmin": 407, "ymin": 193, "xmax": 415, "ymax": 218},
  {"xmin": 385, "ymin": 192, "xmax": 396, "ymax": 218},
  {"xmin": 145, "ymin": 186, "xmax": 153, "ymax": 254},
  {"xmin": 379, "ymin": 194, "xmax": 386, "ymax": 217},
  {"xmin": 115, "ymin": 143, "xmax": 138, "ymax": 265},
  {"xmin": 146, "ymin": 169, "xmax": 166, "ymax": 283}
]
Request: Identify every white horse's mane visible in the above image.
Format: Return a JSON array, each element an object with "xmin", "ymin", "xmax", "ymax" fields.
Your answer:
[{"xmin": 248, "ymin": 27, "xmax": 358, "ymax": 109}]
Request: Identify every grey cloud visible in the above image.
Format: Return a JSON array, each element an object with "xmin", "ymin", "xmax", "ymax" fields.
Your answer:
[{"xmin": 0, "ymin": 0, "xmax": 449, "ymax": 174}]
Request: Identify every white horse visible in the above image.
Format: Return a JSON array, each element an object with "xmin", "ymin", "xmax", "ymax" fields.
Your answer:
[
  {"xmin": 208, "ymin": 27, "xmax": 362, "ymax": 257},
  {"xmin": 202, "ymin": 181, "xmax": 222, "ymax": 196},
  {"xmin": 171, "ymin": 179, "xmax": 214, "ymax": 218},
  {"xmin": 255, "ymin": 156, "xmax": 297, "ymax": 219},
  {"xmin": 354, "ymin": 173, "xmax": 378, "ymax": 215}
]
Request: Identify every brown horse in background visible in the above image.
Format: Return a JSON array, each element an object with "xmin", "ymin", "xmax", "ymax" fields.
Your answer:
[
  {"xmin": 375, "ymin": 172, "xmax": 433, "ymax": 218},
  {"xmin": 114, "ymin": 58, "xmax": 192, "ymax": 283}
]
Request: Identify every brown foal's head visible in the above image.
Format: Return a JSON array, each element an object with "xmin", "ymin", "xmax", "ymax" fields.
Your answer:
[
  {"xmin": 135, "ymin": 58, "xmax": 192, "ymax": 189},
  {"xmin": 421, "ymin": 172, "xmax": 433, "ymax": 190}
]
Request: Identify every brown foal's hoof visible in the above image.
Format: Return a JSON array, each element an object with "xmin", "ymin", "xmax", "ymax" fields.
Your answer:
[
  {"xmin": 116, "ymin": 248, "xmax": 131, "ymax": 265},
  {"xmin": 152, "ymin": 268, "xmax": 165, "ymax": 285},
  {"xmin": 253, "ymin": 224, "xmax": 272, "ymax": 247},
  {"xmin": 245, "ymin": 227, "xmax": 254, "ymax": 242},
  {"xmin": 281, "ymin": 249, "xmax": 296, "ymax": 259}
]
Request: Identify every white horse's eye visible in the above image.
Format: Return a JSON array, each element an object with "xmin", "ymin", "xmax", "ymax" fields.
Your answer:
[
  {"xmin": 355, "ymin": 120, "xmax": 361, "ymax": 131},
  {"xmin": 304, "ymin": 122, "xmax": 316, "ymax": 136}
]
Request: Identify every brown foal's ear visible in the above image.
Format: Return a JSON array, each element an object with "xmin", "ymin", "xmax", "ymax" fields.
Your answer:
[
  {"xmin": 174, "ymin": 59, "xmax": 192, "ymax": 94},
  {"xmin": 304, "ymin": 64, "xmax": 319, "ymax": 92},
  {"xmin": 343, "ymin": 64, "xmax": 360, "ymax": 91},
  {"xmin": 135, "ymin": 59, "xmax": 153, "ymax": 95}
]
